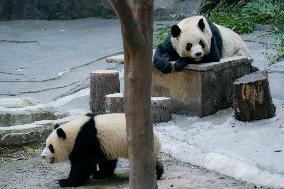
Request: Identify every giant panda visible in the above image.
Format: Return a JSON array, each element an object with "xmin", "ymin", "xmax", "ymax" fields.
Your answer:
[
  {"xmin": 153, "ymin": 15, "xmax": 258, "ymax": 73},
  {"xmin": 41, "ymin": 113, "xmax": 164, "ymax": 187}
]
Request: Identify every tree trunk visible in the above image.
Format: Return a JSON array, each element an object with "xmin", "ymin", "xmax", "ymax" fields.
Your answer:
[
  {"xmin": 89, "ymin": 70, "xmax": 120, "ymax": 113},
  {"xmin": 107, "ymin": 1, "xmax": 156, "ymax": 189},
  {"xmin": 232, "ymin": 71, "xmax": 276, "ymax": 121}
]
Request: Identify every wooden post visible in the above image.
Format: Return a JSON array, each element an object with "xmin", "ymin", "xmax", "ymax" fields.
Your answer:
[
  {"xmin": 105, "ymin": 94, "xmax": 172, "ymax": 123},
  {"xmin": 151, "ymin": 97, "xmax": 172, "ymax": 123},
  {"xmin": 233, "ymin": 71, "xmax": 275, "ymax": 121},
  {"xmin": 105, "ymin": 93, "xmax": 124, "ymax": 113},
  {"xmin": 89, "ymin": 70, "xmax": 120, "ymax": 113},
  {"xmin": 107, "ymin": 0, "xmax": 156, "ymax": 188}
]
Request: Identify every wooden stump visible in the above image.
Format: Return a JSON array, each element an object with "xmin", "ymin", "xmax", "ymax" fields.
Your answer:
[
  {"xmin": 104, "ymin": 94, "xmax": 172, "ymax": 123},
  {"xmin": 233, "ymin": 71, "xmax": 275, "ymax": 121},
  {"xmin": 105, "ymin": 93, "xmax": 124, "ymax": 113},
  {"xmin": 89, "ymin": 70, "xmax": 120, "ymax": 113},
  {"xmin": 151, "ymin": 97, "xmax": 172, "ymax": 123}
]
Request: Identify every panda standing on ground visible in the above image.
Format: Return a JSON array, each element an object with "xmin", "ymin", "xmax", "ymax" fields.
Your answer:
[
  {"xmin": 154, "ymin": 15, "xmax": 258, "ymax": 73},
  {"xmin": 41, "ymin": 113, "xmax": 164, "ymax": 187}
]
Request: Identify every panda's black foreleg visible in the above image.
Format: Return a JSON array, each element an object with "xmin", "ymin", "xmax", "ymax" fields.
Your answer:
[
  {"xmin": 59, "ymin": 160, "xmax": 94, "ymax": 187},
  {"xmin": 175, "ymin": 57, "xmax": 198, "ymax": 71},
  {"xmin": 93, "ymin": 159, "xmax": 118, "ymax": 179}
]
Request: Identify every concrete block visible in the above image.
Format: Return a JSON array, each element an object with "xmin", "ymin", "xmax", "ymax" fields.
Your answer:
[
  {"xmin": 152, "ymin": 56, "xmax": 252, "ymax": 117},
  {"xmin": 106, "ymin": 54, "xmax": 124, "ymax": 64}
]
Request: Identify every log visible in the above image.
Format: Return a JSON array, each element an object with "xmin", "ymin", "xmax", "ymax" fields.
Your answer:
[
  {"xmin": 151, "ymin": 97, "xmax": 172, "ymax": 123},
  {"xmin": 232, "ymin": 71, "xmax": 275, "ymax": 121},
  {"xmin": 104, "ymin": 94, "xmax": 172, "ymax": 123},
  {"xmin": 89, "ymin": 70, "xmax": 120, "ymax": 113},
  {"xmin": 105, "ymin": 93, "xmax": 124, "ymax": 113}
]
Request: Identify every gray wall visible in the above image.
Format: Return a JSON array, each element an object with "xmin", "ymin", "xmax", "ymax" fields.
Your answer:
[{"xmin": 0, "ymin": 0, "xmax": 202, "ymax": 20}]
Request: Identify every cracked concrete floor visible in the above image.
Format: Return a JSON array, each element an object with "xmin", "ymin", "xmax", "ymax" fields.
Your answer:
[{"xmin": 0, "ymin": 18, "xmax": 124, "ymax": 101}]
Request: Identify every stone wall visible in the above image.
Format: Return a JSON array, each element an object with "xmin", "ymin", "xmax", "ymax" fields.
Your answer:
[{"xmin": 0, "ymin": 0, "xmax": 202, "ymax": 20}]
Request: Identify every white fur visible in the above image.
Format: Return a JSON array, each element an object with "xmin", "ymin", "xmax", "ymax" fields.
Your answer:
[
  {"xmin": 216, "ymin": 24, "xmax": 251, "ymax": 58},
  {"xmin": 42, "ymin": 115, "xmax": 90, "ymax": 163},
  {"xmin": 171, "ymin": 15, "xmax": 250, "ymax": 60},
  {"xmin": 42, "ymin": 113, "xmax": 161, "ymax": 163},
  {"xmin": 95, "ymin": 113, "xmax": 161, "ymax": 159}
]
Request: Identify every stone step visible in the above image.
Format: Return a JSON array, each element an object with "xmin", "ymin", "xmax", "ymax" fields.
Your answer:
[{"xmin": 0, "ymin": 97, "xmax": 57, "ymax": 127}]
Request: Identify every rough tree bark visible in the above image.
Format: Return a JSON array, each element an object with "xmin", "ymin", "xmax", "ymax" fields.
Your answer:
[
  {"xmin": 233, "ymin": 71, "xmax": 276, "ymax": 121},
  {"xmin": 107, "ymin": 1, "xmax": 156, "ymax": 189}
]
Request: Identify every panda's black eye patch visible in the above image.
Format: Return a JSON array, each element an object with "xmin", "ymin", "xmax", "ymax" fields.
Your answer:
[
  {"xmin": 199, "ymin": 40, "xmax": 205, "ymax": 48},
  {"xmin": 49, "ymin": 144, "xmax": 54, "ymax": 153},
  {"xmin": 186, "ymin": 43, "xmax": 192, "ymax": 51}
]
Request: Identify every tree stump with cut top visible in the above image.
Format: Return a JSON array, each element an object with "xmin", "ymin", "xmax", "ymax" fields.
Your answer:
[
  {"xmin": 104, "ymin": 93, "xmax": 172, "ymax": 123},
  {"xmin": 89, "ymin": 70, "xmax": 120, "ymax": 113},
  {"xmin": 151, "ymin": 97, "xmax": 172, "ymax": 123},
  {"xmin": 232, "ymin": 71, "xmax": 275, "ymax": 121},
  {"xmin": 105, "ymin": 93, "xmax": 124, "ymax": 113}
]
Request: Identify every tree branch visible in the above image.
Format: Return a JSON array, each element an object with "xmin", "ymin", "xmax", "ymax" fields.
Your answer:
[{"xmin": 107, "ymin": 0, "xmax": 144, "ymax": 48}]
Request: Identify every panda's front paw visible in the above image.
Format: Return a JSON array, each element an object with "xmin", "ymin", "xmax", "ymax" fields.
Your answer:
[
  {"xmin": 174, "ymin": 59, "xmax": 188, "ymax": 71},
  {"xmin": 154, "ymin": 58, "xmax": 172, "ymax": 74},
  {"xmin": 160, "ymin": 63, "xmax": 172, "ymax": 74},
  {"xmin": 59, "ymin": 179, "xmax": 70, "ymax": 187}
]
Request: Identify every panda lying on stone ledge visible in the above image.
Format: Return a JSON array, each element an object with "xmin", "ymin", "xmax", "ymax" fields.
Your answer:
[
  {"xmin": 153, "ymin": 15, "xmax": 259, "ymax": 73},
  {"xmin": 41, "ymin": 113, "xmax": 164, "ymax": 187}
]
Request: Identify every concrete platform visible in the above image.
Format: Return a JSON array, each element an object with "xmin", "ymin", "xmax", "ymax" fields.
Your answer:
[{"xmin": 152, "ymin": 56, "xmax": 252, "ymax": 117}]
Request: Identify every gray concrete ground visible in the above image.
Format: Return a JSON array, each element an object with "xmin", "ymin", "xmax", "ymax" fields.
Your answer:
[
  {"xmin": 0, "ymin": 148, "xmax": 256, "ymax": 189},
  {"xmin": 0, "ymin": 18, "xmax": 283, "ymax": 188},
  {"xmin": 0, "ymin": 18, "xmax": 124, "ymax": 101}
]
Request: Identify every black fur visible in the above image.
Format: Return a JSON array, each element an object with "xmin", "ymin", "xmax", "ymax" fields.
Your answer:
[
  {"xmin": 201, "ymin": 22, "xmax": 223, "ymax": 63},
  {"xmin": 198, "ymin": 18, "xmax": 205, "ymax": 31},
  {"xmin": 86, "ymin": 112, "xmax": 95, "ymax": 117},
  {"xmin": 48, "ymin": 144, "xmax": 54, "ymax": 153},
  {"xmin": 153, "ymin": 19, "xmax": 223, "ymax": 73},
  {"xmin": 250, "ymin": 65, "xmax": 259, "ymax": 72},
  {"xmin": 58, "ymin": 117, "xmax": 117, "ymax": 187},
  {"xmin": 171, "ymin": 25, "xmax": 181, "ymax": 37},
  {"xmin": 93, "ymin": 160, "xmax": 118, "ymax": 179},
  {"xmin": 153, "ymin": 36, "xmax": 180, "ymax": 73},
  {"xmin": 56, "ymin": 128, "xmax": 66, "ymax": 140},
  {"xmin": 57, "ymin": 116, "xmax": 164, "ymax": 187},
  {"xmin": 54, "ymin": 124, "xmax": 60, "ymax": 130}
]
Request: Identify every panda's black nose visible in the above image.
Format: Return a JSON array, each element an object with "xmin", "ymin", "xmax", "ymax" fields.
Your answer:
[{"xmin": 195, "ymin": 52, "xmax": 202, "ymax": 57}]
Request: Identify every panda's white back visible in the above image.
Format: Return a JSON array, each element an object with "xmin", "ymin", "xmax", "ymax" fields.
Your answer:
[
  {"xmin": 94, "ymin": 113, "xmax": 161, "ymax": 160},
  {"xmin": 95, "ymin": 113, "xmax": 128, "ymax": 159},
  {"xmin": 215, "ymin": 24, "xmax": 251, "ymax": 58}
]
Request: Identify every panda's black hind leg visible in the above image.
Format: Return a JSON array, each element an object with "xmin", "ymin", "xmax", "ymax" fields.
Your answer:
[
  {"xmin": 93, "ymin": 159, "xmax": 118, "ymax": 179},
  {"xmin": 156, "ymin": 159, "xmax": 164, "ymax": 180}
]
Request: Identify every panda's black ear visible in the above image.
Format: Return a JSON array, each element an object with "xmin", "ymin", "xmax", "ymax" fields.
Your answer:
[
  {"xmin": 54, "ymin": 124, "xmax": 60, "ymax": 130},
  {"xmin": 198, "ymin": 18, "xmax": 205, "ymax": 32},
  {"xmin": 56, "ymin": 128, "xmax": 66, "ymax": 140},
  {"xmin": 171, "ymin": 25, "xmax": 181, "ymax": 38}
]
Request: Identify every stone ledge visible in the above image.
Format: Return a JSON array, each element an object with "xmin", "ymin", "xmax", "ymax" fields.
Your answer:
[
  {"xmin": 0, "ymin": 97, "xmax": 57, "ymax": 127},
  {"xmin": 0, "ymin": 116, "xmax": 74, "ymax": 146}
]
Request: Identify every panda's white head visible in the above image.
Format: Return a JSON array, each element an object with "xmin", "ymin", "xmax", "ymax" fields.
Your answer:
[
  {"xmin": 171, "ymin": 16, "xmax": 212, "ymax": 61},
  {"xmin": 41, "ymin": 124, "xmax": 69, "ymax": 163},
  {"xmin": 41, "ymin": 115, "xmax": 90, "ymax": 163}
]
